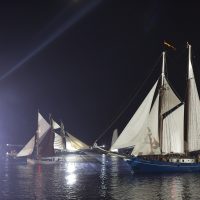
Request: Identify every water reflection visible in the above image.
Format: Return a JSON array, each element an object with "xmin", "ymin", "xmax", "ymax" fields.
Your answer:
[
  {"xmin": 65, "ymin": 174, "xmax": 76, "ymax": 185},
  {"xmin": 65, "ymin": 162, "xmax": 77, "ymax": 185},
  {"xmin": 2, "ymin": 155, "xmax": 200, "ymax": 199},
  {"xmin": 99, "ymin": 154, "xmax": 108, "ymax": 198}
]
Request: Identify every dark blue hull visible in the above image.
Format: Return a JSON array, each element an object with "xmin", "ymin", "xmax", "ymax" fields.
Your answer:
[{"xmin": 127, "ymin": 157, "xmax": 200, "ymax": 173}]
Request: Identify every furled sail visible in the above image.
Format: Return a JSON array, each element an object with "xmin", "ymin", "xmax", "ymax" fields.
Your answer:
[
  {"xmin": 111, "ymin": 80, "xmax": 158, "ymax": 151},
  {"xmin": 17, "ymin": 136, "xmax": 35, "ymax": 157},
  {"xmin": 187, "ymin": 45, "xmax": 200, "ymax": 152},
  {"xmin": 162, "ymin": 104, "xmax": 184, "ymax": 154}
]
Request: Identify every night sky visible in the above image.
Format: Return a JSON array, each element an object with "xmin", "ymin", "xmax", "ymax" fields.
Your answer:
[{"xmin": 0, "ymin": 0, "xmax": 200, "ymax": 147}]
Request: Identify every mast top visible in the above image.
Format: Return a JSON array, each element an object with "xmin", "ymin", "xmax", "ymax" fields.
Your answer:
[
  {"xmin": 187, "ymin": 43, "xmax": 194, "ymax": 79},
  {"xmin": 161, "ymin": 51, "xmax": 166, "ymax": 86}
]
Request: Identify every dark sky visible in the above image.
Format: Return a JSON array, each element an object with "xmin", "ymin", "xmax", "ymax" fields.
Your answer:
[{"xmin": 0, "ymin": 0, "xmax": 200, "ymax": 146}]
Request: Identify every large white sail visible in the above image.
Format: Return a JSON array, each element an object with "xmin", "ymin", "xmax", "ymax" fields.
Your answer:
[
  {"xmin": 187, "ymin": 45, "xmax": 200, "ymax": 152},
  {"xmin": 111, "ymin": 80, "xmax": 158, "ymax": 151},
  {"xmin": 161, "ymin": 77, "xmax": 181, "ymax": 115},
  {"xmin": 67, "ymin": 132, "xmax": 89, "ymax": 150},
  {"xmin": 131, "ymin": 95, "xmax": 160, "ymax": 156},
  {"xmin": 54, "ymin": 132, "xmax": 64, "ymax": 150},
  {"xmin": 162, "ymin": 104, "xmax": 184, "ymax": 154},
  {"xmin": 17, "ymin": 136, "xmax": 35, "ymax": 157},
  {"xmin": 37, "ymin": 112, "xmax": 51, "ymax": 144}
]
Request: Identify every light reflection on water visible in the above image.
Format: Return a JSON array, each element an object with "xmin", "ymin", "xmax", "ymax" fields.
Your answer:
[{"xmin": 1, "ymin": 155, "xmax": 200, "ymax": 199}]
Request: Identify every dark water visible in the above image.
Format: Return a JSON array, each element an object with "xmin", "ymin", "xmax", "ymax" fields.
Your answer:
[{"xmin": 1, "ymin": 153, "xmax": 200, "ymax": 200}]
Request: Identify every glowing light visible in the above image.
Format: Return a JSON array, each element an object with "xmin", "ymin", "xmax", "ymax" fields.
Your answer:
[
  {"xmin": 66, "ymin": 163, "xmax": 76, "ymax": 173},
  {"xmin": 65, "ymin": 174, "xmax": 76, "ymax": 185},
  {"xmin": 0, "ymin": 0, "xmax": 102, "ymax": 81}
]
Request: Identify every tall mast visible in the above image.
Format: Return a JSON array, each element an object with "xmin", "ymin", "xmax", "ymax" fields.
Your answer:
[
  {"xmin": 158, "ymin": 51, "xmax": 166, "ymax": 153},
  {"xmin": 185, "ymin": 43, "xmax": 192, "ymax": 153}
]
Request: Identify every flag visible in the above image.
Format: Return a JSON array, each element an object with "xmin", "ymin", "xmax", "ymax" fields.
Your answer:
[{"xmin": 164, "ymin": 41, "xmax": 176, "ymax": 50}]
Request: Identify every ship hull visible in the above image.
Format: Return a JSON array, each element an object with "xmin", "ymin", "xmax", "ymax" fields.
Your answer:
[
  {"xmin": 27, "ymin": 157, "xmax": 62, "ymax": 165},
  {"xmin": 127, "ymin": 157, "xmax": 200, "ymax": 173}
]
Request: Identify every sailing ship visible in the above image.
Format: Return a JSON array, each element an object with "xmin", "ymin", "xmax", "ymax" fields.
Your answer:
[
  {"xmin": 53, "ymin": 120, "xmax": 89, "ymax": 153},
  {"xmin": 17, "ymin": 112, "xmax": 61, "ymax": 164},
  {"xmin": 111, "ymin": 44, "xmax": 200, "ymax": 173}
]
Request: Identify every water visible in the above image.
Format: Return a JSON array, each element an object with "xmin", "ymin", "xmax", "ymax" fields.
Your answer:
[{"xmin": 1, "ymin": 153, "xmax": 200, "ymax": 200}]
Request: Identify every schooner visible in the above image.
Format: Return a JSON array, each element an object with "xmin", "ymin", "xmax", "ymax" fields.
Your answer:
[{"xmin": 111, "ymin": 44, "xmax": 200, "ymax": 173}]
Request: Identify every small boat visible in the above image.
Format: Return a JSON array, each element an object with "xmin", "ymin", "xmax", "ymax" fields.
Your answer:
[
  {"xmin": 111, "ymin": 44, "xmax": 200, "ymax": 173},
  {"xmin": 17, "ymin": 112, "xmax": 62, "ymax": 164}
]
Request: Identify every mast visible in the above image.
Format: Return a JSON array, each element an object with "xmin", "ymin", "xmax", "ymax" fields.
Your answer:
[
  {"xmin": 185, "ymin": 44, "xmax": 190, "ymax": 154},
  {"xmin": 61, "ymin": 121, "xmax": 66, "ymax": 149},
  {"xmin": 158, "ymin": 52, "xmax": 166, "ymax": 154},
  {"xmin": 35, "ymin": 111, "xmax": 40, "ymax": 159}
]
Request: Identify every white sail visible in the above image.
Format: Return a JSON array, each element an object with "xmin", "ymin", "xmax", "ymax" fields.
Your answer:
[
  {"xmin": 37, "ymin": 112, "xmax": 51, "ymax": 144},
  {"xmin": 66, "ymin": 132, "xmax": 89, "ymax": 150},
  {"xmin": 111, "ymin": 80, "xmax": 158, "ymax": 151},
  {"xmin": 162, "ymin": 104, "xmax": 184, "ymax": 154},
  {"xmin": 187, "ymin": 45, "xmax": 200, "ymax": 152},
  {"xmin": 110, "ymin": 129, "xmax": 119, "ymax": 152},
  {"xmin": 54, "ymin": 132, "xmax": 64, "ymax": 150},
  {"xmin": 52, "ymin": 119, "xmax": 60, "ymax": 130},
  {"xmin": 161, "ymin": 77, "xmax": 181, "ymax": 114},
  {"xmin": 131, "ymin": 95, "xmax": 160, "ymax": 156},
  {"xmin": 17, "ymin": 136, "xmax": 35, "ymax": 157}
]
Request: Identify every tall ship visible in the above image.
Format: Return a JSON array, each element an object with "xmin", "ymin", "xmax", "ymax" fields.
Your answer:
[
  {"xmin": 17, "ymin": 112, "xmax": 61, "ymax": 164},
  {"xmin": 17, "ymin": 112, "xmax": 89, "ymax": 164},
  {"xmin": 111, "ymin": 44, "xmax": 200, "ymax": 173}
]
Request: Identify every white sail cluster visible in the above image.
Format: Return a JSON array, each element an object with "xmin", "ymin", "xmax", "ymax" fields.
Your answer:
[
  {"xmin": 111, "ymin": 45, "xmax": 200, "ymax": 156},
  {"xmin": 17, "ymin": 113, "xmax": 89, "ymax": 157}
]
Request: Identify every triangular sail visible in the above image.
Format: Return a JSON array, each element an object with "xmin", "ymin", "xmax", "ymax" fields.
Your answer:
[
  {"xmin": 66, "ymin": 132, "xmax": 89, "ymax": 150},
  {"xmin": 131, "ymin": 94, "xmax": 160, "ymax": 156},
  {"xmin": 38, "ymin": 127, "xmax": 55, "ymax": 157},
  {"xmin": 37, "ymin": 112, "xmax": 51, "ymax": 144},
  {"xmin": 111, "ymin": 80, "xmax": 158, "ymax": 151},
  {"xmin": 162, "ymin": 104, "xmax": 184, "ymax": 154},
  {"xmin": 187, "ymin": 45, "xmax": 200, "ymax": 152},
  {"xmin": 161, "ymin": 77, "xmax": 181, "ymax": 115},
  {"xmin": 17, "ymin": 136, "xmax": 35, "ymax": 157},
  {"xmin": 52, "ymin": 119, "xmax": 60, "ymax": 130}
]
